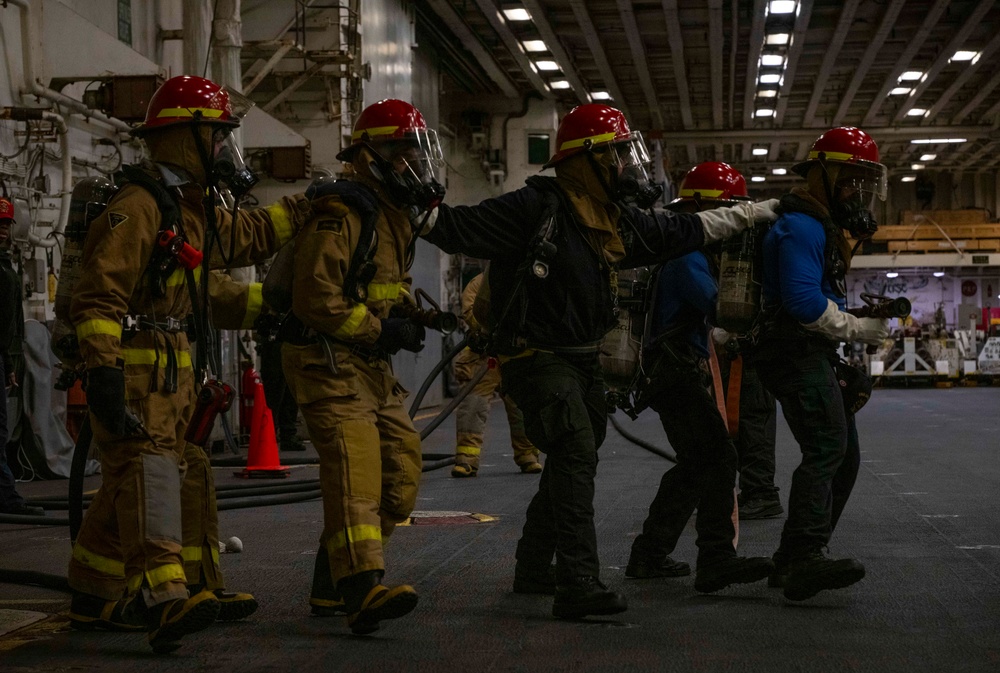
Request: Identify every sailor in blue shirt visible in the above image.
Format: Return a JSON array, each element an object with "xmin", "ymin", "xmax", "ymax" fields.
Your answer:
[
  {"xmin": 754, "ymin": 127, "xmax": 889, "ymax": 602},
  {"xmin": 626, "ymin": 163, "xmax": 774, "ymax": 593}
]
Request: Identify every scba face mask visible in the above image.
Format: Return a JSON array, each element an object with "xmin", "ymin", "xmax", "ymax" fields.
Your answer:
[
  {"xmin": 831, "ymin": 170, "xmax": 885, "ymax": 240},
  {"xmin": 213, "ymin": 129, "xmax": 259, "ymax": 199},
  {"xmin": 369, "ymin": 128, "xmax": 446, "ymax": 210},
  {"xmin": 605, "ymin": 131, "xmax": 661, "ymax": 209}
]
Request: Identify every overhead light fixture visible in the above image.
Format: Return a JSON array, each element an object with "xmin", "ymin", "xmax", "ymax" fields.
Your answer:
[
  {"xmin": 889, "ymin": 87, "xmax": 912, "ymax": 96},
  {"xmin": 772, "ymin": 168, "xmax": 787, "ymax": 175},
  {"xmin": 911, "ymin": 138, "xmax": 966, "ymax": 144},
  {"xmin": 911, "ymin": 163, "xmax": 925, "ymax": 170},
  {"xmin": 765, "ymin": 33, "xmax": 790, "ymax": 46},
  {"xmin": 757, "ymin": 88, "xmax": 778, "ymax": 98},
  {"xmin": 522, "ymin": 40, "xmax": 548, "ymax": 52},
  {"xmin": 550, "ymin": 80, "xmax": 571, "ymax": 89},
  {"xmin": 898, "ymin": 70, "xmax": 923, "ymax": 81},
  {"xmin": 919, "ymin": 153, "xmax": 937, "ymax": 161},
  {"xmin": 758, "ymin": 73, "xmax": 782, "ymax": 84},
  {"xmin": 768, "ymin": 1, "xmax": 797, "ymax": 14},
  {"xmin": 950, "ymin": 50, "xmax": 980, "ymax": 62},
  {"xmin": 886, "ymin": 272, "xmax": 899, "ymax": 278},
  {"xmin": 901, "ymin": 176, "xmax": 917, "ymax": 182},
  {"xmin": 590, "ymin": 91, "xmax": 611, "ymax": 100},
  {"xmin": 760, "ymin": 54, "xmax": 786, "ymax": 67},
  {"xmin": 534, "ymin": 60, "xmax": 560, "ymax": 71},
  {"xmin": 502, "ymin": 7, "xmax": 531, "ymax": 21},
  {"xmin": 755, "ymin": 108, "xmax": 775, "ymax": 117},
  {"xmin": 752, "ymin": 176, "xmax": 766, "ymax": 182},
  {"xmin": 752, "ymin": 146, "xmax": 769, "ymax": 156},
  {"xmin": 907, "ymin": 108, "xmax": 929, "ymax": 117},
  {"xmin": 934, "ymin": 271, "xmax": 946, "ymax": 277}
]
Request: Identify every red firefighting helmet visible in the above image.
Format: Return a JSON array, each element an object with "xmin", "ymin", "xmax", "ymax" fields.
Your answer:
[
  {"xmin": 337, "ymin": 99, "xmax": 432, "ymax": 161},
  {"xmin": 669, "ymin": 162, "xmax": 750, "ymax": 208},
  {"xmin": 133, "ymin": 75, "xmax": 241, "ymax": 136},
  {"xmin": 545, "ymin": 103, "xmax": 633, "ymax": 168},
  {"xmin": 792, "ymin": 126, "xmax": 887, "ymax": 200},
  {"xmin": 0, "ymin": 197, "xmax": 13, "ymax": 222}
]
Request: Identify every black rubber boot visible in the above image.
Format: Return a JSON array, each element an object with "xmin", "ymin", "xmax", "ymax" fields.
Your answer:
[
  {"xmin": 738, "ymin": 498, "xmax": 785, "ymax": 520},
  {"xmin": 625, "ymin": 553, "xmax": 691, "ymax": 579},
  {"xmin": 340, "ymin": 570, "xmax": 418, "ymax": 635},
  {"xmin": 552, "ymin": 576, "xmax": 627, "ymax": 619},
  {"xmin": 124, "ymin": 589, "xmax": 221, "ymax": 654},
  {"xmin": 783, "ymin": 551, "xmax": 865, "ymax": 601},
  {"xmin": 309, "ymin": 545, "xmax": 347, "ymax": 616},
  {"xmin": 694, "ymin": 556, "xmax": 775, "ymax": 593},
  {"xmin": 67, "ymin": 592, "xmax": 146, "ymax": 632}
]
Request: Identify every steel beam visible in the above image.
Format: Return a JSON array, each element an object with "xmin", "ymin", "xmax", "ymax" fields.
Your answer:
[
  {"xmin": 662, "ymin": 0, "xmax": 693, "ymax": 129},
  {"xmin": 951, "ymin": 69, "xmax": 1000, "ymax": 125},
  {"xmin": 522, "ymin": 0, "xmax": 590, "ymax": 105},
  {"xmin": 261, "ymin": 61, "xmax": 324, "ymax": 112},
  {"xmin": 770, "ymin": 0, "xmax": 813, "ymax": 161},
  {"xmin": 567, "ymin": 0, "xmax": 629, "ymax": 118},
  {"xmin": 243, "ymin": 41, "xmax": 295, "ymax": 95},
  {"xmin": 859, "ymin": 0, "xmax": 950, "ymax": 126},
  {"xmin": 617, "ymin": 0, "xmax": 662, "ymax": 127},
  {"xmin": 926, "ymin": 26, "xmax": 1000, "ymax": 124},
  {"xmin": 892, "ymin": 0, "xmax": 995, "ymax": 124},
  {"xmin": 741, "ymin": 0, "xmax": 767, "ymax": 129},
  {"xmin": 472, "ymin": 0, "xmax": 552, "ymax": 97},
  {"xmin": 708, "ymin": 0, "xmax": 724, "ymax": 128},
  {"xmin": 801, "ymin": 0, "xmax": 860, "ymax": 128},
  {"xmin": 426, "ymin": 0, "xmax": 519, "ymax": 99},
  {"xmin": 654, "ymin": 126, "xmax": 991, "ymax": 144}
]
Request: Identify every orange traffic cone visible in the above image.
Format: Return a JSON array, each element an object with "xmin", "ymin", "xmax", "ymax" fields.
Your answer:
[{"xmin": 234, "ymin": 382, "xmax": 290, "ymax": 478}]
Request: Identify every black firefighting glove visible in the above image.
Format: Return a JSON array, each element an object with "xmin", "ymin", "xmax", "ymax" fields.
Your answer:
[
  {"xmin": 85, "ymin": 366, "xmax": 131, "ymax": 436},
  {"xmin": 376, "ymin": 318, "xmax": 426, "ymax": 354}
]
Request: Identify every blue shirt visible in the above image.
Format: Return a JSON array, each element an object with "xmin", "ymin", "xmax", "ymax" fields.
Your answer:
[
  {"xmin": 649, "ymin": 251, "xmax": 717, "ymax": 358},
  {"xmin": 762, "ymin": 211, "xmax": 845, "ymax": 324}
]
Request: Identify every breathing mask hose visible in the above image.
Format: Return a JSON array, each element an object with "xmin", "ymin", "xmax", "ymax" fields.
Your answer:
[{"xmin": 418, "ymin": 361, "xmax": 489, "ymax": 442}]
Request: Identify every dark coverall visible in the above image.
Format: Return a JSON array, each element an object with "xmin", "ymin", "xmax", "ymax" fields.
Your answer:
[
  {"xmin": 630, "ymin": 252, "xmax": 739, "ymax": 567},
  {"xmin": 423, "ymin": 176, "xmax": 705, "ymax": 583}
]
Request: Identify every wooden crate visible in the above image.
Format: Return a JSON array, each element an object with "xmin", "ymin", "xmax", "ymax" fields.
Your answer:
[
  {"xmin": 900, "ymin": 209, "xmax": 992, "ymax": 226},
  {"xmin": 887, "ymin": 239, "xmax": 1000, "ymax": 252},
  {"xmin": 873, "ymin": 224, "xmax": 1000, "ymax": 241}
]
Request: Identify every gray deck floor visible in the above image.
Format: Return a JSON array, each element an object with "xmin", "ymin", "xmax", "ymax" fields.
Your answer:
[{"xmin": 1, "ymin": 387, "xmax": 999, "ymax": 672}]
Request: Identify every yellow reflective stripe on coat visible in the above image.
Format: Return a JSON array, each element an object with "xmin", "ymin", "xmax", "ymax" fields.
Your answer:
[
  {"xmin": 329, "ymin": 524, "xmax": 382, "ymax": 551},
  {"xmin": 242, "ymin": 282, "xmax": 264, "ymax": 330},
  {"xmin": 165, "ymin": 265, "xmax": 203, "ymax": 287},
  {"xmin": 559, "ymin": 131, "xmax": 617, "ymax": 151},
  {"xmin": 145, "ymin": 563, "xmax": 187, "ymax": 589},
  {"xmin": 72, "ymin": 544, "xmax": 126, "ymax": 577},
  {"xmin": 76, "ymin": 318, "xmax": 123, "ymax": 341},
  {"xmin": 122, "ymin": 349, "xmax": 193, "ymax": 368},
  {"xmin": 366, "ymin": 282, "xmax": 403, "ymax": 301},
  {"xmin": 265, "ymin": 203, "xmax": 294, "ymax": 245},
  {"xmin": 332, "ymin": 303, "xmax": 368, "ymax": 339},
  {"xmin": 456, "ymin": 445, "xmax": 482, "ymax": 456}
]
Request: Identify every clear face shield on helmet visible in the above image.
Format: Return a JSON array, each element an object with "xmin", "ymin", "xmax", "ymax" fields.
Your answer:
[
  {"xmin": 832, "ymin": 162, "xmax": 887, "ymax": 240},
  {"xmin": 604, "ymin": 131, "xmax": 662, "ymax": 209},
  {"xmin": 371, "ymin": 127, "xmax": 446, "ymax": 209},
  {"xmin": 212, "ymin": 87, "xmax": 259, "ymax": 198}
]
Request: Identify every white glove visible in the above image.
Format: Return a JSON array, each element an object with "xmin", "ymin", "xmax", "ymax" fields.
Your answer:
[
  {"xmin": 411, "ymin": 205, "xmax": 439, "ymax": 235},
  {"xmin": 698, "ymin": 198, "xmax": 780, "ymax": 243},
  {"xmin": 802, "ymin": 299, "xmax": 889, "ymax": 345}
]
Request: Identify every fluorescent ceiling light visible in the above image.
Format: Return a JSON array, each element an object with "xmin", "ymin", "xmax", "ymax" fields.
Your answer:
[
  {"xmin": 550, "ymin": 80, "xmax": 571, "ymax": 89},
  {"xmin": 591, "ymin": 91, "xmax": 611, "ymax": 100},
  {"xmin": 502, "ymin": 7, "xmax": 531, "ymax": 21},
  {"xmin": 522, "ymin": 40, "xmax": 547, "ymax": 52},
  {"xmin": 765, "ymin": 33, "xmax": 790, "ymax": 46},
  {"xmin": 755, "ymin": 108, "xmax": 775, "ymax": 117},
  {"xmin": 889, "ymin": 87, "xmax": 912, "ymax": 96},
  {"xmin": 899, "ymin": 70, "xmax": 923, "ymax": 81},
  {"xmin": 772, "ymin": 168, "xmax": 787, "ymax": 175},
  {"xmin": 911, "ymin": 163, "xmax": 925, "ymax": 170},
  {"xmin": 751, "ymin": 176, "xmax": 767, "ymax": 182},
  {"xmin": 951, "ymin": 50, "xmax": 979, "ymax": 62},
  {"xmin": 760, "ymin": 54, "xmax": 786, "ymax": 67},
  {"xmin": 919, "ymin": 153, "xmax": 937, "ymax": 161},
  {"xmin": 886, "ymin": 272, "xmax": 899, "ymax": 278},
  {"xmin": 934, "ymin": 271, "xmax": 945, "ymax": 277},
  {"xmin": 768, "ymin": 1, "xmax": 797, "ymax": 14},
  {"xmin": 907, "ymin": 108, "xmax": 929, "ymax": 117},
  {"xmin": 900, "ymin": 176, "xmax": 916, "ymax": 182},
  {"xmin": 911, "ymin": 138, "xmax": 966, "ymax": 144},
  {"xmin": 758, "ymin": 73, "xmax": 782, "ymax": 84},
  {"xmin": 757, "ymin": 89, "xmax": 778, "ymax": 98},
  {"xmin": 752, "ymin": 147, "xmax": 769, "ymax": 156},
  {"xmin": 534, "ymin": 60, "xmax": 560, "ymax": 71}
]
